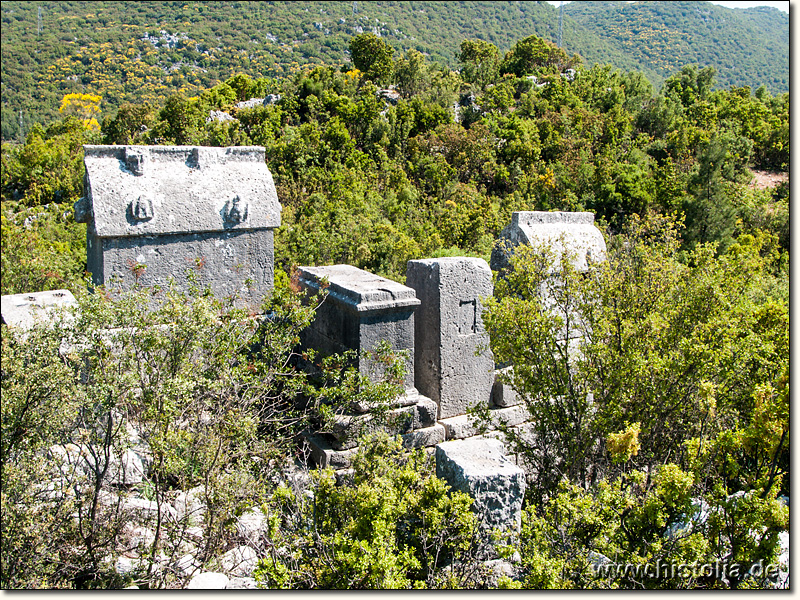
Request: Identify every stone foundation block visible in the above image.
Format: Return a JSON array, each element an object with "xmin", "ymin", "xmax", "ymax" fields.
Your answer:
[
  {"xmin": 491, "ymin": 367, "xmax": 520, "ymax": 408},
  {"xmin": 440, "ymin": 405, "xmax": 531, "ymax": 440},
  {"xmin": 401, "ymin": 423, "xmax": 446, "ymax": 450},
  {"xmin": 329, "ymin": 395, "xmax": 438, "ymax": 450}
]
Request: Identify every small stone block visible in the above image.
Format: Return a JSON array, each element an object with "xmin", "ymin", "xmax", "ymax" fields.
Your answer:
[
  {"xmin": 435, "ymin": 437, "xmax": 526, "ymax": 532},
  {"xmin": 401, "ymin": 423, "xmax": 446, "ymax": 449},
  {"xmin": 491, "ymin": 368, "xmax": 520, "ymax": 407},
  {"xmin": 305, "ymin": 434, "xmax": 357, "ymax": 469}
]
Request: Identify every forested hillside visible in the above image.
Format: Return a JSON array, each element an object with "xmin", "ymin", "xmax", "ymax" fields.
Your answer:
[
  {"xmin": 1, "ymin": 1, "xmax": 789, "ymax": 140},
  {"xmin": 564, "ymin": 1, "xmax": 789, "ymax": 94}
]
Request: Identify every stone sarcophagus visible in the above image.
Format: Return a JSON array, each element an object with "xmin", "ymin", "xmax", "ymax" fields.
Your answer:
[
  {"xmin": 75, "ymin": 145, "xmax": 281, "ymax": 308},
  {"xmin": 296, "ymin": 264, "xmax": 420, "ymax": 391},
  {"xmin": 490, "ymin": 211, "xmax": 606, "ymax": 274}
]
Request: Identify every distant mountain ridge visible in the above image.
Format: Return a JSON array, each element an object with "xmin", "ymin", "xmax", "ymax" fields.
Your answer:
[{"xmin": 0, "ymin": 1, "xmax": 788, "ymax": 141}]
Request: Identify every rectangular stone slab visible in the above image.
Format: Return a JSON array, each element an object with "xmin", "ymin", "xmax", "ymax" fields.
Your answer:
[{"xmin": 1, "ymin": 289, "xmax": 76, "ymax": 329}]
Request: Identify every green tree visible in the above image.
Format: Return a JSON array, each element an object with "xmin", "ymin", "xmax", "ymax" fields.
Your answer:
[
  {"xmin": 349, "ymin": 33, "xmax": 394, "ymax": 86},
  {"xmin": 483, "ymin": 215, "xmax": 788, "ymax": 500},
  {"xmin": 394, "ymin": 49, "xmax": 430, "ymax": 98},
  {"xmin": 458, "ymin": 39, "xmax": 500, "ymax": 91},
  {"xmin": 499, "ymin": 35, "xmax": 580, "ymax": 78}
]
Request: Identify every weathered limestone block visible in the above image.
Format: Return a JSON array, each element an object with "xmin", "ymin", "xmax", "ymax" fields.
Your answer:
[
  {"xmin": 491, "ymin": 211, "xmax": 606, "ymax": 342},
  {"xmin": 490, "ymin": 211, "xmax": 606, "ymax": 274},
  {"xmin": 435, "ymin": 438, "xmax": 526, "ymax": 532},
  {"xmin": 491, "ymin": 367, "xmax": 520, "ymax": 408},
  {"xmin": 406, "ymin": 257, "xmax": 494, "ymax": 419},
  {"xmin": 296, "ymin": 265, "xmax": 420, "ymax": 391},
  {"xmin": 329, "ymin": 396, "xmax": 438, "ymax": 450},
  {"xmin": 75, "ymin": 145, "xmax": 281, "ymax": 309},
  {"xmin": 1, "ymin": 289, "xmax": 76, "ymax": 329},
  {"xmin": 306, "ymin": 424, "xmax": 446, "ymax": 470}
]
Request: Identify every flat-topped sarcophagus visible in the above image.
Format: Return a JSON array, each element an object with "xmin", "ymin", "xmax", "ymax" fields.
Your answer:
[
  {"xmin": 296, "ymin": 264, "xmax": 420, "ymax": 391},
  {"xmin": 75, "ymin": 145, "xmax": 281, "ymax": 308}
]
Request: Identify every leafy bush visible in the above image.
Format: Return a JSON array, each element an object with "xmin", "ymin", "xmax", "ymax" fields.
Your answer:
[
  {"xmin": 1, "ymin": 277, "xmax": 398, "ymax": 588},
  {"xmin": 254, "ymin": 434, "xmax": 495, "ymax": 589}
]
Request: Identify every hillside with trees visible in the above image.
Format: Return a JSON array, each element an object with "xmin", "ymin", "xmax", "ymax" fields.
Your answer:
[
  {"xmin": 0, "ymin": 12, "xmax": 789, "ymax": 590},
  {"xmin": 0, "ymin": 1, "xmax": 789, "ymax": 140},
  {"xmin": 564, "ymin": 1, "xmax": 789, "ymax": 94}
]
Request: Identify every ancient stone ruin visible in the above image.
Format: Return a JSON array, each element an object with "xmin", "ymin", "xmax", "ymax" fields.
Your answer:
[
  {"xmin": 491, "ymin": 210, "xmax": 606, "ymax": 274},
  {"xmin": 74, "ymin": 145, "xmax": 281, "ymax": 309},
  {"xmin": 295, "ymin": 264, "xmax": 444, "ymax": 468},
  {"xmin": 0, "ymin": 145, "xmax": 614, "ymax": 573}
]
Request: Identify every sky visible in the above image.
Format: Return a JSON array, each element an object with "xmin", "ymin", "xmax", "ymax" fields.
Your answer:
[{"xmin": 544, "ymin": 1, "xmax": 790, "ymax": 12}]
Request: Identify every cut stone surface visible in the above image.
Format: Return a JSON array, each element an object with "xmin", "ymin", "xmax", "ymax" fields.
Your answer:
[
  {"xmin": 439, "ymin": 405, "xmax": 530, "ymax": 440},
  {"xmin": 435, "ymin": 437, "xmax": 526, "ymax": 532},
  {"xmin": 297, "ymin": 265, "xmax": 420, "ymax": 390},
  {"xmin": 406, "ymin": 257, "xmax": 494, "ymax": 419},
  {"xmin": 491, "ymin": 211, "xmax": 606, "ymax": 274},
  {"xmin": 491, "ymin": 367, "xmax": 520, "ymax": 408},
  {"xmin": 306, "ymin": 424, "xmax": 445, "ymax": 469},
  {"xmin": 400, "ymin": 423, "xmax": 446, "ymax": 449},
  {"xmin": 1, "ymin": 289, "xmax": 76, "ymax": 329},
  {"xmin": 76, "ymin": 145, "xmax": 281, "ymax": 309},
  {"xmin": 329, "ymin": 396, "xmax": 438, "ymax": 450},
  {"xmin": 305, "ymin": 434, "xmax": 358, "ymax": 470}
]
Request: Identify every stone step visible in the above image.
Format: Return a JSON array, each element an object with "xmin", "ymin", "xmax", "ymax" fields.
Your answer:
[
  {"xmin": 329, "ymin": 395, "xmax": 438, "ymax": 450},
  {"xmin": 439, "ymin": 404, "xmax": 530, "ymax": 440},
  {"xmin": 305, "ymin": 423, "xmax": 446, "ymax": 469}
]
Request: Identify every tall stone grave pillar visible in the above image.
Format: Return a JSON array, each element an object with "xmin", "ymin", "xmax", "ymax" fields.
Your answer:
[
  {"xmin": 406, "ymin": 257, "xmax": 494, "ymax": 419},
  {"xmin": 75, "ymin": 145, "xmax": 281, "ymax": 309}
]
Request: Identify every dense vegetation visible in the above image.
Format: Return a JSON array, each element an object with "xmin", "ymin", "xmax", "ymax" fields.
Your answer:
[
  {"xmin": 0, "ymin": 16, "xmax": 789, "ymax": 590},
  {"xmin": 1, "ymin": 1, "xmax": 788, "ymax": 140}
]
